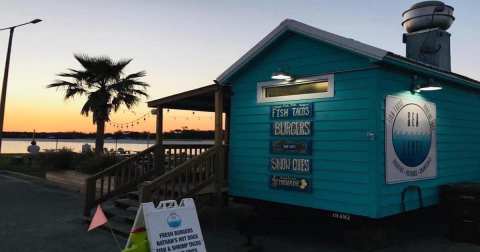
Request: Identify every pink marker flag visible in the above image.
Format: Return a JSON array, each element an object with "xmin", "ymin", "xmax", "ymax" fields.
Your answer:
[{"xmin": 88, "ymin": 205, "xmax": 108, "ymax": 231}]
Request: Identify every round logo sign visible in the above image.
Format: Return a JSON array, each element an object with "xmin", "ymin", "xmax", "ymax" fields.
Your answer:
[
  {"xmin": 167, "ymin": 212, "xmax": 182, "ymax": 228},
  {"xmin": 392, "ymin": 104, "xmax": 432, "ymax": 167}
]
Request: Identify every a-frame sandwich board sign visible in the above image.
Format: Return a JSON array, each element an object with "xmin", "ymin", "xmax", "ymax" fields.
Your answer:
[{"xmin": 124, "ymin": 198, "xmax": 207, "ymax": 252}]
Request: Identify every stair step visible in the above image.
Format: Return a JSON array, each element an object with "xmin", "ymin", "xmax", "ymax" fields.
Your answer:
[
  {"xmin": 197, "ymin": 184, "xmax": 228, "ymax": 195},
  {"xmin": 114, "ymin": 198, "xmax": 140, "ymax": 209},
  {"xmin": 108, "ymin": 216, "xmax": 132, "ymax": 237},
  {"xmin": 127, "ymin": 206, "xmax": 139, "ymax": 213},
  {"xmin": 126, "ymin": 191, "xmax": 140, "ymax": 201},
  {"xmin": 103, "ymin": 205, "xmax": 136, "ymax": 223}
]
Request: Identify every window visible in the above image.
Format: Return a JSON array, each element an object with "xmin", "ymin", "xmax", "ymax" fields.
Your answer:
[{"xmin": 257, "ymin": 74, "xmax": 334, "ymax": 103}]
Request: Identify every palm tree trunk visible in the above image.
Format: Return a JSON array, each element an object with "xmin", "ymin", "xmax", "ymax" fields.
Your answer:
[{"xmin": 95, "ymin": 120, "xmax": 105, "ymax": 154}]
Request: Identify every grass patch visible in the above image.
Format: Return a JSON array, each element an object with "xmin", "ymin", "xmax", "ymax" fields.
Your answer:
[
  {"xmin": 0, "ymin": 154, "xmax": 47, "ymax": 178},
  {"xmin": 74, "ymin": 153, "xmax": 118, "ymax": 174}
]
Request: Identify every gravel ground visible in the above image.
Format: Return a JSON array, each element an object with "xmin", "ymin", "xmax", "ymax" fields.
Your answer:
[{"xmin": 1, "ymin": 173, "xmax": 480, "ymax": 252}]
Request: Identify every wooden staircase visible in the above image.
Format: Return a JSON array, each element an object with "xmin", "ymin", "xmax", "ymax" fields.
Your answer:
[{"xmin": 83, "ymin": 144, "xmax": 226, "ymax": 235}]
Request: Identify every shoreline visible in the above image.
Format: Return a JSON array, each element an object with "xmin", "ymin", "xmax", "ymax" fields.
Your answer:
[
  {"xmin": 3, "ymin": 137, "xmax": 213, "ymax": 142},
  {"xmin": 0, "ymin": 139, "xmax": 214, "ymax": 154}
]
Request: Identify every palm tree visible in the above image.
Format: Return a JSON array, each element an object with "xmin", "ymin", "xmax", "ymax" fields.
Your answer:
[{"xmin": 48, "ymin": 54, "xmax": 149, "ymax": 154}]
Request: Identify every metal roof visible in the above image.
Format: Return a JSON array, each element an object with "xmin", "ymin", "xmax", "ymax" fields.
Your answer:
[
  {"xmin": 147, "ymin": 84, "xmax": 230, "ymax": 111},
  {"xmin": 215, "ymin": 18, "xmax": 480, "ymax": 89},
  {"xmin": 216, "ymin": 19, "xmax": 388, "ymax": 84},
  {"xmin": 148, "ymin": 19, "xmax": 480, "ymax": 109}
]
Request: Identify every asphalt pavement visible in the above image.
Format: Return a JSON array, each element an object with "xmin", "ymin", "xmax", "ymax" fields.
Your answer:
[
  {"xmin": 1, "ymin": 172, "xmax": 480, "ymax": 252},
  {"xmin": 0, "ymin": 173, "xmax": 124, "ymax": 252}
]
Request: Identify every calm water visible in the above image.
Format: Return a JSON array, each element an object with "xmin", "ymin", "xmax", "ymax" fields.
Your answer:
[{"xmin": 2, "ymin": 138, "xmax": 213, "ymax": 154}]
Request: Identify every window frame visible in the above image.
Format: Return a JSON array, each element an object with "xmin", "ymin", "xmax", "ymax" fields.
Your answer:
[{"xmin": 257, "ymin": 74, "xmax": 334, "ymax": 103}]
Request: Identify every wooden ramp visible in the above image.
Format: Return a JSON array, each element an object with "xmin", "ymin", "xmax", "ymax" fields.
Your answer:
[{"xmin": 46, "ymin": 170, "xmax": 88, "ymax": 192}]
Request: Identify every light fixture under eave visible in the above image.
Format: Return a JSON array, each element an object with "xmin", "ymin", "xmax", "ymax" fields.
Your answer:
[
  {"xmin": 411, "ymin": 76, "xmax": 443, "ymax": 93},
  {"xmin": 271, "ymin": 71, "xmax": 293, "ymax": 81},
  {"xmin": 417, "ymin": 85, "xmax": 443, "ymax": 92},
  {"xmin": 414, "ymin": 82, "xmax": 443, "ymax": 93}
]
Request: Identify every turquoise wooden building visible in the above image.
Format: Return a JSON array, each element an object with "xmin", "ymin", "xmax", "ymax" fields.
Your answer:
[{"xmin": 145, "ymin": 18, "xmax": 480, "ymax": 221}]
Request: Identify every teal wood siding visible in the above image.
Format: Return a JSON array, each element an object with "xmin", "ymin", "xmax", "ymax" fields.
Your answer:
[
  {"xmin": 375, "ymin": 68, "xmax": 480, "ymax": 218},
  {"xmin": 227, "ymin": 32, "xmax": 381, "ymax": 218}
]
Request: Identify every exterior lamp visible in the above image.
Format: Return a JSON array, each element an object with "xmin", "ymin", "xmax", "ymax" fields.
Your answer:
[
  {"xmin": 411, "ymin": 76, "xmax": 442, "ymax": 93},
  {"xmin": 271, "ymin": 71, "xmax": 293, "ymax": 81},
  {"xmin": 30, "ymin": 19, "xmax": 43, "ymax": 24},
  {"xmin": 416, "ymin": 83, "xmax": 442, "ymax": 92}
]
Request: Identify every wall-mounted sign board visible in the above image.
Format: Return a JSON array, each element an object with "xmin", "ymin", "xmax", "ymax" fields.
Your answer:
[
  {"xmin": 271, "ymin": 103, "xmax": 313, "ymax": 119},
  {"xmin": 271, "ymin": 121, "xmax": 312, "ymax": 136},
  {"xmin": 385, "ymin": 96, "xmax": 437, "ymax": 184},
  {"xmin": 270, "ymin": 157, "xmax": 312, "ymax": 175},
  {"xmin": 270, "ymin": 175, "xmax": 312, "ymax": 192},
  {"xmin": 271, "ymin": 139, "xmax": 312, "ymax": 155}
]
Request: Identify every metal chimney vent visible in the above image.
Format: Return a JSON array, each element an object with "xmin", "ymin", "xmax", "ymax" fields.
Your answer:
[{"xmin": 402, "ymin": 1, "xmax": 455, "ymax": 71}]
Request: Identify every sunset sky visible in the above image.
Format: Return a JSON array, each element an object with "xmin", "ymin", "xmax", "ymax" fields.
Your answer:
[{"xmin": 0, "ymin": 0, "xmax": 479, "ymax": 133}]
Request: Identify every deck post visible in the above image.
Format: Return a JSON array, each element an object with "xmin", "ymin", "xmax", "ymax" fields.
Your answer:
[
  {"xmin": 154, "ymin": 107, "xmax": 164, "ymax": 173},
  {"xmin": 83, "ymin": 177, "xmax": 96, "ymax": 217},
  {"xmin": 214, "ymin": 86, "xmax": 224, "ymax": 208},
  {"xmin": 225, "ymin": 108, "xmax": 230, "ymax": 145},
  {"xmin": 224, "ymin": 108, "xmax": 230, "ymax": 182}
]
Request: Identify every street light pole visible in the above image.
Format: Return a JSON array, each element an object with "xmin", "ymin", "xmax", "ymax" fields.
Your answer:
[
  {"xmin": 0, "ymin": 28, "xmax": 14, "ymax": 153},
  {"xmin": 0, "ymin": 19, "xmax": 42, "ymax": 153}
]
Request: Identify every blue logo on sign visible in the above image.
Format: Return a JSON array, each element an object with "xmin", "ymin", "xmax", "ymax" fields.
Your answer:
[
  {"xmin": 392, "ymin": 104, "xmax": 432, "ymax": 167},
  {"xmin": 167, "ymin": 213, "xmax": 182, "ymax": 228}
]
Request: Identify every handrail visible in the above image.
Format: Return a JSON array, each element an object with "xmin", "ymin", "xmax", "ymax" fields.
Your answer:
[
  {"xmin": 87, "ymin": 144, "xmax": 212, "ymax": 180},
  {"xmin": 83, "ymin": 143, "xmax": 213, "ymax": 217},
  {"xmin": 140, "ymin": 145, "xmax": 224, "ymax": 204},
  {"xmin": 88, "ymin": 145, "xmax": 156, "ymax": 180},
  {"xmin": 144, "ymin": 146, "xmax": 218, "ymax": 188}
]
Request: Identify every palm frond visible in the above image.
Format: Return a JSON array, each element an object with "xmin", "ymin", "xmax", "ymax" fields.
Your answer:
[
  {"xmin": 46, "ymin": 80, "xmax": 75, "ymax": 89},
  {"xmin": 80, "ymin": 99, "xmax": 93, "ymax": 117},
  {"xmin": 47, "ymin": 80, "xmax": 87, "ymax": 99},
  {"xmin": 107, "ymin": 71, "xmax": 149, "ymax": 94},
  {"xmin": 111, "ymin": 92, "xmax": 140, "ymax": 112},
  {"xmin": 124, "ymin": 70, "xmax": 146, "ymax": 80},
  {"xmin": 113, "ymin": 58, "xmax": 133, "ymax": 74},
  {"xmin": 129, "ymin": 88, "xmax": 149, "ymax": 98}
]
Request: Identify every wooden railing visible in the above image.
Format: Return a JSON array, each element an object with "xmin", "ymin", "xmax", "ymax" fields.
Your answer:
[
  {"xmin": 139, "ymin": 145, "xmax": 225, "ymax": 205},
  {"xmin": 83, "ymin": 144, "xmax": 212, "ymax": 216},
  {"xmin": 163, "ymin": 144, "xmax": 212, "ymax": 170}
]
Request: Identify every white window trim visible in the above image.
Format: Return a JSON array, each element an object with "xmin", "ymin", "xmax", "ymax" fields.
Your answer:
[{"xmin": 257, "ymin": 74, "xmax": 334, "ymax": 103}]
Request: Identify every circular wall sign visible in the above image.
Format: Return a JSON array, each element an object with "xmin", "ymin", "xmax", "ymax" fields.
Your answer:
[{"xmin": 392, "ymin": 103, "xmax": 432, "ymax": 167}]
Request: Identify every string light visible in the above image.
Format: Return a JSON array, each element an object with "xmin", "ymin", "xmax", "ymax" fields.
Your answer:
[
  {"xmin": 108, "ymin": 109, "xmax": 215, "ymax": 130},
  {"xmin": 109, "ymin": 112, "xmax": 152, "ymax": 130}
]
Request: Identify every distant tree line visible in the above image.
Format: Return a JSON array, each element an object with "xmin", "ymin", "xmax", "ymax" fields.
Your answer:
[{"xmin": 3, "ymin": 129, "xmax": 215, "ymax": 140}]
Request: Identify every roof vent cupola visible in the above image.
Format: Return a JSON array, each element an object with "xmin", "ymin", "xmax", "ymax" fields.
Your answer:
[{"xmin": 402, "ymin": 1, "xmax": 455, "ymax": 71}]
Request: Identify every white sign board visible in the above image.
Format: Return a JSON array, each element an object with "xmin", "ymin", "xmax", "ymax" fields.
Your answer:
[
  {"xmin": 128, "ymin": 198, "xmax": 206, "ymax": 252},
  {"xmin": 385, "ymin": 96, "xmax": 437, "ymax": 184}
]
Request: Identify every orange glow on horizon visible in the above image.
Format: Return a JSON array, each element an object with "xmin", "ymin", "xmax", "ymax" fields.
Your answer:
[{"xmin": 4, "ymin": 101, "xmax": 215, "ymax": 133}]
